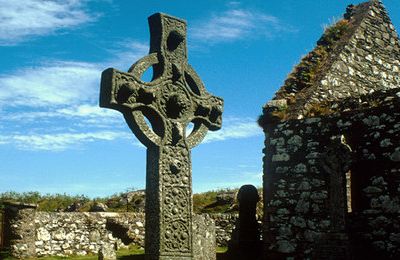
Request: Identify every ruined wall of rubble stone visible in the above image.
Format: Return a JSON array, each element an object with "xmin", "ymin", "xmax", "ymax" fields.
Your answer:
[
  {"xmin": 211, "ymin": 213, "xmax": 238, "ymax": 247},
  {"xmin": 193, "ymin": 214, "xmax": 217, "ymax": 260},
  {"xmin": 5, "ymin": 210, "xmax": 236, "ymax": 258},
  {"xmin": 34, "ymin": 212, "xmax": 145, "ymax": 257},
  {"xmin": 3, "ymin": 203, "xmax": 37, "ymax": 259},
  {"xmin": 262, "ymin": 101, "xmax": 400, "ymax": 258}
]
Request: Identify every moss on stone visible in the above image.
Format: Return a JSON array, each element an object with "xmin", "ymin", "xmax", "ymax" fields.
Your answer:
[
  {"xmin": 278, "ymin": 19, "xmax": 350, "ymax": 98},
  {"xmin": 259, "ymin": 18, "xmax": 353, "ymax": 127}
]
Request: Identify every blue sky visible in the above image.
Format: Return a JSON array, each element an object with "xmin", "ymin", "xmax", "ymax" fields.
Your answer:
[{"xmin": 0, "ymin": 0, "xmax": 399, "ymax": 198}]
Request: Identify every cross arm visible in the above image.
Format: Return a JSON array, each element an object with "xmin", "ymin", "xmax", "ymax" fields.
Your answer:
[
  {"xmin": 185, "ymin": 94, "xmax": 223, "ymax": 149},
  {"xmin": 100, "ymin": 68, "xmax": 123, "ymax": 111},
  {"xmin": 192, "ymin": 95, "xmax": 223, "ymax": 131},
  {"xmin": 100, "ymin": 68, "xmax": 157, "ymax": 113}
]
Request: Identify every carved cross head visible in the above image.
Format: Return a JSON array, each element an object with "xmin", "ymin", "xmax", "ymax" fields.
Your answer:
[{"xmin": 100, "ymin": 13, "xmax": 223, "ymax": 148}]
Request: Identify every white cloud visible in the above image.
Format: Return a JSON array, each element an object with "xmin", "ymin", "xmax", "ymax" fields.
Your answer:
[
  {"xmin": 109, "ymin": 41, "xmax": 149, "ymax": 69},
  {"xmin": 0, "ymin": 0, "xmax": 94, "ymax": 45},
  {"xmin": 0, "ymin": 131, "xmax": 136, "ymax": 151},
  {"xmin": 0, "ymin": 115, "xmax": 262, "ymax": 151},
  {"xmin": 1, "ymin": 105, "xmax": 122, "ymax": 127},
  {"xmin": 191, "ymin": 7, "xmax": 290, "ymax": 44},
  {"xmin": 0, "ymin": 40, "xmax": 148, "ymax": 109},
  {"xmin": 0, "ymin": 39, "xmax": 152, "ymax": 151},
  {"xmin": 0, "ymin": 61, "xmax": 101, "ymax": 107},
  {"xmin": 57, "ymin": 104, "xmax": 120, "ymax": 118},
  {"xmin": 204, "ymin": 117, "xmax": 262, "ymax": 143}
]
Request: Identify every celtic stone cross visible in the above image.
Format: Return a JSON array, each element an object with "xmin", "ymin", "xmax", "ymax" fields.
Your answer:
[{"xmin": 100, "ymin": 13, "xmax": 223, "ymax": 259}]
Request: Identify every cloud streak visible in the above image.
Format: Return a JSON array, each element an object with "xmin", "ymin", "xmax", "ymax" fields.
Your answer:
[
  {"xmin": 0, "ymin": 116, "xmax": 262, "ymax": 151},
  {"xmin": 0, "ymin": 0, "xmax": 94, "ymax": 45},
  {"xmin": 191, "ymin": 7, "xmax": 293, "ymax": 44},
  {"xmin": 204, "ymin": 117, "xmax": 262, "ymax": 143},
  {"xmin": 0, "ymin": 40, "xmax": 149, "ymax": 151},
  {"xmin": 0, "ymin": 131, "xmax": 135, "ymax": 151},
  {"xmin": 0, "ymin": 61, "xmax": 101, "ymax": 107},
  {"xmin": 1, "ymin": 105, "xmax": 122, "ymax": 127},
  {"xmin": 0, "ymin": 40, "xmax": 148, "ymax": 109}
]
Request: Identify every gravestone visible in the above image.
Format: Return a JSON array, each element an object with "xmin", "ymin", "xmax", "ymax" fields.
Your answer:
[
  {"xmin": 228, "ymin": 185, "xmax": 262, "ymax": 260},
  {"xmin": 98, "ymin": 243, "xmax": 116, "ymax": 260},
  {"xmin": 236, "ymin": 185, "xmax": 261, "ymax": 244},
  {"xmin": 100, "ymin": 13, "xmax": 223, "ymax": 260}
]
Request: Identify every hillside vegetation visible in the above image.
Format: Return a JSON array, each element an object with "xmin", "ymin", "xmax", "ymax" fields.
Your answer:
[{"xmin": 0, "ymin": 188, "xmax": 263, "ymax": 214}]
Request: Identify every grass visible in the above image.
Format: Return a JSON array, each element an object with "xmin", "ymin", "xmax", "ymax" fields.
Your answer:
[
  {"xmin": 117, "ymin": 246, "xmax": 144, "ymax": 257},
  {"xmin": 193, "ymin": 188, "xmax": 238, "ymax": 214},
  {"xmin": 0, "ymin": 247, "xmax": 227, "ymax": 260},
  {"xmin": 0, "ymin": 246, "xmax": 144, "ymax": 260},
  {"xmin": 281, "ymin": 19, "xmax": 350, "ymax": 97},
  {"xmin": 216, "ymin": 247, "xmax": 228, "ymax": 253}
]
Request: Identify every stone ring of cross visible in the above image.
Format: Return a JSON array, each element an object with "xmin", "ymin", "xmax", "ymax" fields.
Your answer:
[
  {"xmin": 126, "ymin": 52, "xmax": 220, "ymax": 148},
  {"xmin": 100, "ymin": 13, "xmax": 223, "ymax": 149}
]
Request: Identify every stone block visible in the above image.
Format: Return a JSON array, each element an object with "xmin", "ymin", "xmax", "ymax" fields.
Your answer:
[
  {"xmin": 98, "ymin": 243, "xmax": 116, "ymax": 260},
  {"xmin": 192, "ymin": 214, "xmax": 216, "ymax": 260}
]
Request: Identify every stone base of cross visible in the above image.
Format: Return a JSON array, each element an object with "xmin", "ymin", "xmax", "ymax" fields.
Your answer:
[{"xmin": 100, "ymin": 13, "xmax": 223, "ymax": 259}]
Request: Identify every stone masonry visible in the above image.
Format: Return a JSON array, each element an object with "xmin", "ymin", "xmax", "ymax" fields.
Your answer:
[
  {"xmin": 3, "ymin": 204, "xmax": 237, "ymax": 259},
  {"xmin": 260, "ymin": 1, "xmax": 400, "ymax": 259},
  {"xmin": 270, "ymin": 0, "xmax": 400, "ymax": 120}
]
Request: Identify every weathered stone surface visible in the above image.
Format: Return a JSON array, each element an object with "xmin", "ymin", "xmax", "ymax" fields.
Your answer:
[
  {"xmin": 64, "ymin": 202, "xmax": 83, "ymax": 212},
  {"xmin": 90, "ymin": 202, "xmax": 109, "ymax": 212},
  {"xmin": 260, "ymin": 0, "xmax": 400, "ymax": 122},
  {"xmin": 98, "ymin": 243, "xmax": 116, "ymax": 260},
  {"xmin": 192, "ymin": 214, "xmax": 216, "ymax": 260},
  {"xmin": 4, "ymin": 210, "xmax": 235, "ymax": 257},
  {"xmin": 260, "ymin": 2, "xmax": 400, "ymax": 259},
  {"xmin": 3, "ymin": 202, "xmax": 38, "ymax": 259},
  {"xmin": 100, "ymin": 13, "xmax": 223, "ymax": 259},
  {"xmin": 226, "ymin": 185, "xmax": 263, "ymax": 260}
]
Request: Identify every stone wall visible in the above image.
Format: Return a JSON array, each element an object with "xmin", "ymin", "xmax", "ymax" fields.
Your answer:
[
  {"xmin": 3, "ymin": 202, "xmax": 38, "ymax": 259},
  {"xmin": 193, "ymin": 214, "xmax": 216, "ymax": 260},
  {"xmin": 34, "ymin": 212, "xmax": 145, "ymax": 257},
  {"xmin": 3, "ymin": 206, "xmax": 238, "ymax": 258},
  {"xmin": 262, "ymin": 100, "xmax": 400, "ymax": 258},
  {"xmin": 211, "ymin": 213, "xmax": 238, "ymax": 247}
]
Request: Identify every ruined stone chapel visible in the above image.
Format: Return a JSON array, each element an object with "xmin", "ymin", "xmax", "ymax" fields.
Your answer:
[{"xmin": 259, "ymin": 0, "xmax": 400, "ymax": 259}]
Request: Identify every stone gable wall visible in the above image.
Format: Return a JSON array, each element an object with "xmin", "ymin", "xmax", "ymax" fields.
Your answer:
[
  {"xmin": 265, "ymin": 1, "xmax": 400, "ymax": 120},
  {"xmin": 262, "ymin": 101, "xmax": 400, "ymax": 258},
  {"xmin": 307, "ymin": 1, "xmax": 400, "ymax": 109}
]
